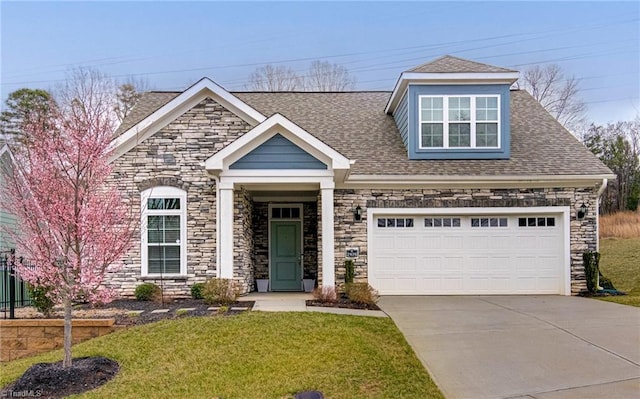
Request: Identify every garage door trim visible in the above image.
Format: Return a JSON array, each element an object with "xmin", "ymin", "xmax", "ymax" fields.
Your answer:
[{"xmin": 366, "ymin": 206, "xmax": 571, "ymax": 295}]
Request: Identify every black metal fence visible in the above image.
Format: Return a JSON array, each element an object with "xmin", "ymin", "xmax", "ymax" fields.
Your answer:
[{"xmin": 1, "ymin": 249, "xmax": 33, "ymax": 319}]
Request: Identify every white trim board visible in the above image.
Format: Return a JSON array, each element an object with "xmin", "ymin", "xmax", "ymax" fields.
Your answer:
[{"xmin": 385, "ymin": 71, "xmax": 519, "ymax": 114}]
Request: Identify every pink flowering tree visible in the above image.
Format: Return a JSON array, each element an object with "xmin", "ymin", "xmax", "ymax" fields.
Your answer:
[{"xmin": 1, "ymin": 74, "xmax": 133, "ymax": 368}]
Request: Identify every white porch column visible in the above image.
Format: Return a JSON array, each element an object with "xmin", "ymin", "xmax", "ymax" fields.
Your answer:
[
  {"xmin": 219, "ymin": 183, "xmax": 234, "ymax": 279},
  {"xmin": 321, "ymin": 181, "xmax": 335, "ymax": 287}
]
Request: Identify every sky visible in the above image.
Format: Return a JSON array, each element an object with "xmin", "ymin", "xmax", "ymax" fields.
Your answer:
[{"xmin": 1, "ymin": 1, "xmax": 639, "ymax": 125}]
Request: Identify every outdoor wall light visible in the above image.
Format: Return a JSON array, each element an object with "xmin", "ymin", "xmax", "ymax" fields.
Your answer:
[
  {"xmin": 577, "ymin": 202, "xmax": 588, "ymax": 219},
  {"xmin": 354, "ymin": 205, "xmax": 362, "ymax": 221}
]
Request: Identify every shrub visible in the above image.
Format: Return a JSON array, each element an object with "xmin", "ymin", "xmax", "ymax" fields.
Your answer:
[
  {"xmin": 27, "ymin": 284, "xmax": 55, "ymax": 316},
  {"xmin": 135, "ymin": 283, "xmax": 162, "ymax": 301},
  {"xmin": 312, "ymin": 286, "xmax": 337, "ymax": 303},
  {"xmin": 583, "ymin": 251, "xmax": 601, "ymax": 293},
  {"xmin": 202, "ymin": 278, "xmax": 239, "ymax": 306},
  {"xmin": 190, "ymin": 283, "xmax": 205, "ymax": 300},
  {"xmin": 345, "ymin": 260, "xmax": 355, "ymax": 284},
  {"xmin": 345, "ymin": 283, "xmax": 379, "ymax": 306}
]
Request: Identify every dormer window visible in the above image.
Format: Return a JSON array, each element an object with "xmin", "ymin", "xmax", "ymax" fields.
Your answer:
[{"xmin": 419, "ymin": 95, "xmax": 500, "ymax": 149}]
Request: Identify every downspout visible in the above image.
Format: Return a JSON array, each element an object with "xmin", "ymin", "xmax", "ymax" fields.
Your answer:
[
  {"xmin": 595, "ymin": 178, "xmax": 608, "ymax": 252},
  {"xmin": 595, "ymin": 178, "xmax": 608, "ymax": 290}
]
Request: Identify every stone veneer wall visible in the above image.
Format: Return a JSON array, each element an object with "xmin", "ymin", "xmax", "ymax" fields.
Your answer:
[
  {"xmin": 107, "ymin": 98, "xmax": 252, "ymax": 297},
  {"xmin": 253, "ymin": 203, "xmax": 269, "ymax": 280},
  {"xmin": 234, "ymin": 188, "xmax": 254, "ymax": 294},
  {"xmin": 333, "ymin": 187, "xmax": 598, "ymax": 294},
  {"xmin": 302, "ymin": 202, "xmax": 319, "ymax": 281}
]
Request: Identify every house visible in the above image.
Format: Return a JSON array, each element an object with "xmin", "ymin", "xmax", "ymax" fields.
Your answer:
[
  {"xmin": 0, "ymin": 141, "xmax": 17, "ymax": 252},
  {"xmin": 107, "ymin": 55, "xmax": 614, "ymax": 297}
]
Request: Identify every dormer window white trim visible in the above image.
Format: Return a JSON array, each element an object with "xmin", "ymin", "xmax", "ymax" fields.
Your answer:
[
  {"xmin": 385, "ymin": 71, "xmax": 518, "ymax": 114},
  {"xmin": 419, "ymin": 94, "xmax": 501, "ymax": 149}
]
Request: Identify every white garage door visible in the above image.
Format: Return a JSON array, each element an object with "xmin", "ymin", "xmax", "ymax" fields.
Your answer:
[{"xmin": 369, "ymin": 212, "xmax": 566, "ymax": 295}]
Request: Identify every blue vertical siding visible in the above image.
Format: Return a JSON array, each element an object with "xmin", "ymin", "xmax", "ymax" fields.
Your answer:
[
  {"xmin": 394, "ymin": 92, "xmax": 409, "ymax": 147},
  {"xmin": 230, "ymin": 134, "xmax": 327, "ymax": 170}
]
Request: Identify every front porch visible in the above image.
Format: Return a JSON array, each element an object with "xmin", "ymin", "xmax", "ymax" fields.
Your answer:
[
  {"xmin": 205, "ymin": 113, "xmax": 352, "ymax": 294},
  {"xmin": 219, "ymin": 185, "xmax": 335, "ymax": 294}
]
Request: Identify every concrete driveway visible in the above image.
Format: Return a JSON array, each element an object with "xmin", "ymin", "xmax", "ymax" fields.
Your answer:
[{"xmin": 378, "ymin": 296, "xmax": 640, "ymax": 399}]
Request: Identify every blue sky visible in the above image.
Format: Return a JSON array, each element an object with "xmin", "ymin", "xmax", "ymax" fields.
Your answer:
[{"xmin": 1, "ymin": 1, "xmax": 638, "ymax": 125}]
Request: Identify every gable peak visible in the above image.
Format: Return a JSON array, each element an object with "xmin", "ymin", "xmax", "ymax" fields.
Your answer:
[{"xmin": 407, "ymin": 55, "xmax": 517, "ymax": 74}]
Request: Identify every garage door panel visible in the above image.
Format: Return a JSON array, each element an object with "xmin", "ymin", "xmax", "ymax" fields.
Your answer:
[
  {"xmin": 396, "ymin": 257, "xmax": 417, "ymax": 273},
  {"xmin": 442, "ymin": 235, "xmax": 464, "ymax": 250},
  {"xmin": 370, "ymin": 213, "xmax": 565, "ymax": 295},
  {"xmin": 422, "ymin": 236, "xmax": 441, "ymax": 249},
  {"xmin": 420, "ymin": 256, "xmax": 444, "ymax": 272},
  {"xmin": 442, "ymin": 257, "xmax": 463, "ymax": 272}
]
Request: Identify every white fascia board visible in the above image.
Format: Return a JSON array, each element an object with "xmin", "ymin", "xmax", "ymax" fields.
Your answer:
[
  {"xmin": 0, "ymin": 144, "xmax": 8, "ymax": 157},
  {"xmin": 205, "ymin": 113, "xmax": 351, "ymax": 172},
  {"xmin": 385, "ymin": 71, "xmax": 520, "ymax": 114},
  {"xmin": 339, "ymin": 174, "xmax": 616, "ymax": 189},
  {"xmin": 109, "ymin": 77, "xmax": 267, "ymax": 162}
]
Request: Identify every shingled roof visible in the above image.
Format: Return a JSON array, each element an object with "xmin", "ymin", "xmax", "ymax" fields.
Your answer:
[
  {"xmin": 408, "ymin": 55, "xmax": 517, "ymax": 74},
  {"xmin": 115, "ymin": 88, "xmax": 611, "ymax": 178}
]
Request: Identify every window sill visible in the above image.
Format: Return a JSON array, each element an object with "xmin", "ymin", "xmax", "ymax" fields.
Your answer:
[{"xmin": 138, "ymin": 275, "xmax": 189, "ymax": 281}]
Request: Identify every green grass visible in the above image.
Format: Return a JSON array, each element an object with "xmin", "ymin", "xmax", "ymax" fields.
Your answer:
[
  {"xmin": 1, "ymin": 312, "xmax": 443, "ymax": 399},
  {"xmin": 597, "ymin": 237, "xmax": 640, "ymax": 307}
]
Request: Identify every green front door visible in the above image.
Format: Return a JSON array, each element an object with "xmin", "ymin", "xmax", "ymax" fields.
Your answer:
[{"xmin": 270, "ymin": 221, "xmax": 302, "ymax": 291}]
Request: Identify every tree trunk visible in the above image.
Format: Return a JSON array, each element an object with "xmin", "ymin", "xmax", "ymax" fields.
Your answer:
[{"xmin": 63, "ymin": 296, "xmax": 72, "ymax": 368}]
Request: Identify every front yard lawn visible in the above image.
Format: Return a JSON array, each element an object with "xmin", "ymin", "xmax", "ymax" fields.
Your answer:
[
  {"xmin": 1, "ymin": 312, "xmax": 443, "ymax": 399},
  {"xmin": 597, "ymin": 237, "xmax": 640, "ymax": 307}
]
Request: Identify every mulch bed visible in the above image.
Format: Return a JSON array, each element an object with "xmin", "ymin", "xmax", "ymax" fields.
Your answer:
[
  {"xmin": 306, "ymin": 297, "xmax": 381, "ymax": 311},
  {"xmin": 0, "ymin": 356, "xmax": 118, "ymax": 399},
  {"xmin": 97, "ymin": 298, "xmax": 255, "ymax": 326}
]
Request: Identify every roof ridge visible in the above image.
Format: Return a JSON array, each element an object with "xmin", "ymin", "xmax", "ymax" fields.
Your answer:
[{"xmin": 407, "ymin": 55, "xmax": 517, "ymax": 74}]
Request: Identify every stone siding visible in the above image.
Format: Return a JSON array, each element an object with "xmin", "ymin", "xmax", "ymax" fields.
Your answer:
[
  {"xmin": 333, "ymin": 187, "xmax": 598, "ymax": 294},
  {"xmin": 107, "ymin": 98, "xmax": 252, "ymax": 297},
  {"xmin": 253, "ymin": 203, "xmax": 269, "ymax": 280},
  {"xmin": 234, "ymin": 188, "xmax": 254, "ymax": 294}
]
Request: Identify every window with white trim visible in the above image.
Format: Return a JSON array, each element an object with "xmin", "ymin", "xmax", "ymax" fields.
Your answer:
[
  {"xmin": 471, "ymin": 217, "xmax": 508, "ymax": 228},
  {"xmin": 141, "ymin": 187, "xmax": 187, "ymax": 276},
  {"xmin": 377, "ymin": 218, "xmax": 414, "ymax": 228},
  {"xmin": 419, "ymin": 95, "xmax": 500, "ymax": 149}
]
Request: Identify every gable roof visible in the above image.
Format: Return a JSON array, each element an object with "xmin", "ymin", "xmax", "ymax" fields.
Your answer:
[
  {"xmin": 408, "ymin": 55, "xmax": 517, "ymax": 73},
  {"xmin": 205, "ymin": 113, "xmax": 351, "ymax": 176},
  {"xmin": 121, "ymin": 89, "xmax": 612, "ymax": 181},
  {"xmin": 385, "ymin": 56, "xmax": 519, "ymax": 114},
  {"xmin": 110, "ymin": 78, "xmax": 266, "ymax": 161}
]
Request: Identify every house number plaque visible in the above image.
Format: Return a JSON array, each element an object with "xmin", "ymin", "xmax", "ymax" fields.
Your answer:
[{"xmin": 345, "ymin": 248, "xmax": 359, "ymax": 258}]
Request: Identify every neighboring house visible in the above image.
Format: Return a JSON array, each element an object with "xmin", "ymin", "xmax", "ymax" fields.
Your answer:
[
  {"xmin": 0, "ymin": 141, "xmax": 17, "ymax": 252},
  {"xmin": 108, "ymin": 55, "xmax": 614, "ymax": 297}
]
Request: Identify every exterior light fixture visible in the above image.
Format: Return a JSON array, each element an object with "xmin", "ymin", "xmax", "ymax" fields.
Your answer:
[
  {"xmin": 577, "ymin": 202, "xmax": 588, "ymax": 219},
  {"xmin": 354, "ymin": 205, "xmax": 362, "ymax": 221}
]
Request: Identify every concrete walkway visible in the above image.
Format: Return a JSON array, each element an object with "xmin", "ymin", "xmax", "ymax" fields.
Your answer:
[
  {"xmin": 379, "ymin": 295, "xmax": 640, "ymax": 399},
  {"xmin": 238, "ymin": 292, "xmax": 387, "ymax": 317}
]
